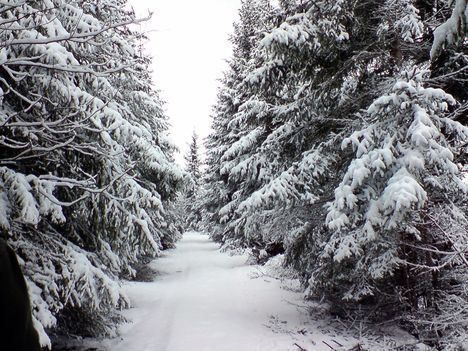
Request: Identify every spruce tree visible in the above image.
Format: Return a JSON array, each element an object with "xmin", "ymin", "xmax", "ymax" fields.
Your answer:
[
  {"xmin": 0, "ymin": 0, "xmax": 183, "ymax": 345},
  {"xmin": 185, "ymin": 131, "xmax": 202, "ymax": 185},
  {"xmin": 204, "ymin": 0, "xmax": 468, "ymax": 347},
  {"xmin": 203, "ymin": 0, "xmax": 274, "ymax": 244},
  {"xmin": 182, "ymin": 131, "xmax": 203, "ymax": 231}
]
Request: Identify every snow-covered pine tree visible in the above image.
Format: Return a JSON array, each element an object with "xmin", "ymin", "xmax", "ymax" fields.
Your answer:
[
  {"xmin": 320, "ymin": 67, "xmax": 468, "ymax": 349},
  {"xmin": 313, "ymin": 1, "xmax": 468, "ymax": 347},
  {"xmin": 213, "ymin": 0, "xmax": 410, "ymax": 260},
  {"xmin": 205, "ymin": 0, "xmax": 467, "ymax": 347},
  {"xmin": 181, "ymin": 131, "xmax": 203, "ymax": 231},
  {"xmin": 0, "ymin": 0, "xmax": 183, "ymax": 346},
  {"xmin": 216, "ymin": 0, "xmax": 354, "ymax": 256},
  {"xmin": 185, "ymin": 131, "xmax": 202, "ymax": 185},
  {"xmin": 202, "ymin": 0, "xmax": 273, "ymax": 243}
]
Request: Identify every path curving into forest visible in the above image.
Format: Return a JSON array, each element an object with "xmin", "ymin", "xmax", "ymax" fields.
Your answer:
[{"xmin": 99, "ymin": 232, "xmax": 331, "ymax": 351}]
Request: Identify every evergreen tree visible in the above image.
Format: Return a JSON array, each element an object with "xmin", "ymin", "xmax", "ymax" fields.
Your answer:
[
  {"xmin": 203, "ymin": 0, "xmax": 274, "ymax": 244},
  {"xmin": 204, "ymin": 0, "xmax": 468, "ymax": 347},
  {"xmin": 185, "ymin": 131, "xmax": 202, "ymax": 185},
  {"xmin": 0, "ymin": 0, "xmax": 183, "ymax": 346},
  {"xmin": 181, "ymin": 131, "xmax": 203, "ymax": 231}
]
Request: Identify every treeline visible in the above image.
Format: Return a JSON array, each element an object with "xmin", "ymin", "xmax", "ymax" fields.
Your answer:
[
  {"xmin": 203, "ymin": 0, "xmax": 468, "ymax": 349},
  {"xmin": 0, "ymin": 0, "xmax": 183, "ymax": 347}
]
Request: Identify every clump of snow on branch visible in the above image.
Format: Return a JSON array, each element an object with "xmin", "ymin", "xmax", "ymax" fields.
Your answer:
[{"xmin": 430, "ymin": 0, "xmax": 468, "ymax": 59}]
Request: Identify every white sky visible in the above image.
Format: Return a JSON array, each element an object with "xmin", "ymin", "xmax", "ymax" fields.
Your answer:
[{"xmin": 129, "ymin": 0, "xmax": 242, "ymax": 166}]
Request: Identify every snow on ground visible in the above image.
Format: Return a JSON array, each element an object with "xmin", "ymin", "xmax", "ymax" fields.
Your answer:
[{"xmin": 77, "ymin": 232, "xmax": 423, "ymax": 351}]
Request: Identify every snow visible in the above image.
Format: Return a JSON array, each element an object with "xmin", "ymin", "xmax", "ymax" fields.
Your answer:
[
  {"xmin": 103, "ymin": 232, "xmax": 327, "ymax": 351},
  {"xmin": 430, "ymin": 0, "xmax": 468, "ymax": 59},
  {"xmin": 66, "ymin": 232, "xmax": 423, "ymax": 351},
  {"xmin": 1, "ymin": 167, "xmax": 40, "ymax": 226},
  {"xmin": 0, "ymin": 182, "xmax": 10, "ymax": 229},
  {"xmin": 394, "ymin": 0, "xmax": 424, "ymax": 43}
]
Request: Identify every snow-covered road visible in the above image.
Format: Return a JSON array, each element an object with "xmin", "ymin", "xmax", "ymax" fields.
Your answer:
[
  {"xmin": 100, "ymin": 232, "xmax": 331, "ymax": 351},
  {"xmin": 89, "ymin": 232, "xmax": 418, "ymax": 351}
]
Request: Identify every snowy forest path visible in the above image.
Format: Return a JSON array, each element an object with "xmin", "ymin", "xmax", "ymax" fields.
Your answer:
[{"xmin": 98, "ymin": 232, "xmax": 338, "ymax": 351}]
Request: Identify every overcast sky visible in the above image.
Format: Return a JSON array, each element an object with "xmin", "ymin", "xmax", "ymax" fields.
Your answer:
[{"xmin": 129, "ymin": 0, "xmax": 242, "ymax": 165}]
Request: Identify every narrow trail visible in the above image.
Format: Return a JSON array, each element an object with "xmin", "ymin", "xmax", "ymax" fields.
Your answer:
[
  {"xmin": 96, "ymin": 232, "xmax": 384, "ymax": 351},
  {"xmin": 101, "ymin": 232, "xmax": 320, "ymax": 351}
]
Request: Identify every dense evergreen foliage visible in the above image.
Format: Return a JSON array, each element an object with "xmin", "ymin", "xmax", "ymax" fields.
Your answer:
[
  {"xmin": 180, "ymin": 131, "xmax": 203, "ymax": 231},
  {"xmin": 0, "ymin": 0, "xmax": 183, "ymax": 346},
  {"xmin": 203, "ymin": 0, "xmax": 468, "ymax": 348},
  {"xmin": 1, "ymin": 0, "xmax": 466, "ymax": 348}
]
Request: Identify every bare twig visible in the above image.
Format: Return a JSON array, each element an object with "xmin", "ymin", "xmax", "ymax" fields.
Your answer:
[
  {"xmin": 322, "ymin": 340, "xmax": 337, "ymax": 350},
  {"xmin": 294, "ymin": 342, "xmax": 308, "ymax": 351}
]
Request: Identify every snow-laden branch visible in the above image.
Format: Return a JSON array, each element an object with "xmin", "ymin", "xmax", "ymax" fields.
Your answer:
[
  {"xmin": 3, "ymin": 60, "xmax": 131, "ymax": 77},
  {"xmin": 1, "ymin": 15, "xmax": 151, "ymax": 47},
  {"xmin": 430, "ymin": 0, "xmax": 468, "ymax": 59}
]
